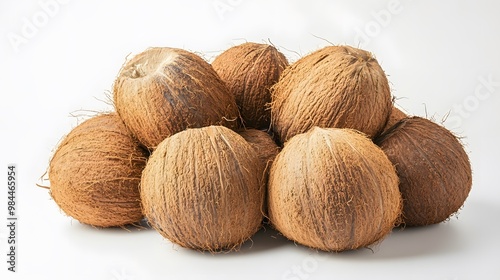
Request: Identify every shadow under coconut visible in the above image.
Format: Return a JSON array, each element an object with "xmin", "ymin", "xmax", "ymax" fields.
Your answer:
[
  {"xmin": 334, "ymin": 222, "xmax": 465, "ymax": 260},
  {"xmin": 234, "ymin": 225, "xmax": 291, "ymax": 254},
  {"xmin": 180, "ymin": 224, "xmax": 291, "ymax": 257}
]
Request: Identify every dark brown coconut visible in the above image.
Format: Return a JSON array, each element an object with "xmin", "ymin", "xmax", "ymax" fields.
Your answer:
[
  {"xmin": 271, "ymin": 45, "xmax": 392, "ymax": 143},
  {"xmin": 268, "ymin": 127, "xmax": 401, "ymax": 252},
  {"xmin": 381, "ymin": 106, "xmax": 407, "ymax": 134},
  {"xmin": 114, "ymin": 47, "xmax": 240, "ymax": 149},
  {"xmin": 141, "ymin": 126, "xmax": 265, "ymax": 252},
  {"xmin": 49, "ymin": 114, "xmax": 148, "ymax": 227},
  {"xmin": 376, "ymin": 117, "xmax": 472, "ymax": 226},
  {"xmin": 212, "ymin": 42, "xmax": 289, "ymax": 129}
]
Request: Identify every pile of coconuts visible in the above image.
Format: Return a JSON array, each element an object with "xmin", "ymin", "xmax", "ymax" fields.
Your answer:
[{"xmin": 47, "ymin": 42, "xmax": 472, "ymax": 253}]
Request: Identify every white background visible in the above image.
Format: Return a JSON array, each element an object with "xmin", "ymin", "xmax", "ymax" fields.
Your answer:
[{"xmin": 1, "ymin": 0, "xmax": 500, "ymax": 279}]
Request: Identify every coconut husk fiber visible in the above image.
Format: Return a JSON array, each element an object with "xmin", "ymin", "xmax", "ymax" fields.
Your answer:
[
  {"xmin": 212, "ymin": 42, "xmax": 289, "ymax": 129},
  {"xmin": 49, "ymin": 113, "xmax": 148, "ymax": 227},
  {"xmin": 238, "ymin": 128, "xmax": 281, "ymax": 218},
  {"xmin": 114, "ymin": 47, "xmax": 240, "ymax": 150},
  {"xmin": 381, "ymin": 106, "xmax": 407, "ymax": 134},
  {"xmin": 238, "ymin": 128, "xmax": 280, "ymax": 176},
  {"xmin": 141, "ymin": 126, "xmax": 265, "ymax": 252},
  {"xmin": 268, "ymin": 127, "xmax": 402, "ymax": 252},
  {"xmin": 376, "ymin": 117, "xmax": 472, "ymax": 226},
  {"xmin": 271, "ymin": 45, "xmax": 392, "ymax": 144}
]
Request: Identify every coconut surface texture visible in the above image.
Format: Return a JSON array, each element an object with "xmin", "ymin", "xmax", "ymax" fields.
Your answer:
[
  {"xmin": 268, "ymin": 127, "xmax": 401, "ymax": 252},
  {"xmin": 212, "ymin": 42, "xmax": 288, "ymax": 130},
  {"xmin": 238, "ymin": 128, "xmax": 280, "ymax": 175},
  {"xmin": 141, "ymin": 126, "xmax": 265, "ymax": 252},
  {"xmin": 271, "ymin": 45, "xmax": 392, "ymax": 144},
  {"xmin": 49, "ymin": 114, "xmax": 148, "ymax": 227},
  {"xmin": 114, "ymin": 47, "xmax": 239, "ymax": 150},
  {"xmin": 376, "ymin": 117, "xmax": 472, "ymax": 226},
  {"xmin": 381, "ymin": 106, "xmax": 407, "ymax": 134}
]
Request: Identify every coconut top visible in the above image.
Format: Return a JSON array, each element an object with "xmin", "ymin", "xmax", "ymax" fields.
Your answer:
[{"xmin": 113, "ymin": 47, "xmax": 240, "ymax": 149}]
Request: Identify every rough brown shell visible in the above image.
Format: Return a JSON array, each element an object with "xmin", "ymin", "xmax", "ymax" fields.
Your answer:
[
  {"xmin": 212, "ymin": 42, "xmax": 289, "ymax": 130},
  {"xmin": 49, "ymin": 114, "xmax": 148, "ymax": 227},
  {"xmin": 271, "ymin": 45, "xmax": 392, "ymax": 144},
  {"xmin": 268, "ymin": 127, "xmax": 402, "ymax": 251},
  {"xmin": 141, "ymin": 126, "xmax": 265, "ymax": 252},
  {"xmin": 376, "ymin": 117, "xmax": 472, "ymax": 226},
  {"xmin": 114, "ymin": 47, "xmax": 240, "ymax": 150}
]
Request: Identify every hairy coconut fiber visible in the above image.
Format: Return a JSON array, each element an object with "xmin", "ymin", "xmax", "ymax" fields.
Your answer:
[
  {"xmin": 114, "ymin": 47, "xmax": 239, "ymax": 150},
  {"xmin": 376, "ymin": 117, "xmax": 472, "ymax": 226},
  {"xmin": 268, "ymin": 127, "xmax": 402, "ymax": 252},
  {"xmin": 381, "ymin": 106, "xmax": 407, "ymax": 134},
  {"xmin": 49, "ymin": 114, "xmax": 148, "ymax": 227},
  {"xmin": 212, "ymin": 42, "xmax": 289, "ymax": 129},
  {"xmin": 238, "ymin": 128, "xmax": 280, "ymax": 175},
  {"xmin": 141, "ymin": 126, "xmax": 265, "ymax": 252},
  {"xmin": 271, "ymin": 45, "xmax": 392, "ymax": 144}
]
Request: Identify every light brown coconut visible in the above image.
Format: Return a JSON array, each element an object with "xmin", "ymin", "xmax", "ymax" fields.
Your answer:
[
  {"xmin": 212, "ymin": 42, "xmax": 289, "ymax": 129},
  {"xmin": 114, "ymin": 47, "xmax": 240, "ymax": 150},
  {"xmin": 141, "ymin": 126, "xmax": 265, "ymax": 252},
  {"xmin": 49, "ymin": 114, "xmax": 148, "ymax": 227},
  {"xmin": 238, "ymin": 128, "xmax": 280, "ymax": 176},
  {"xmin": 268, "ymin": 127, "xmax": 402, "ymax": 252},
  {"xmin": 376, "ymin": 117, "xmax": 472, "ymax": 226},
  {"xmin": 381, "ymin": 106, "xmax": 407, "ymax": 134},
  {"xmin": 271, "ymin": 45, "xmax": 392, "ymax": 144}
]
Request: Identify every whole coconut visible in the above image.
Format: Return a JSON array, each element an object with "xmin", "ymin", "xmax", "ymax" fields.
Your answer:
[
  {"xmin": 376, "ymin": 117, "xmax": 472, "ymax": 226},
  {"xmin": 212, "ymin": 42, "xmax": 289, "ymax": 129},
  {"xmin": 271, "ymin": 45, "xmax": 392, "ymax": 143},
  {"xmin": 268, "ymin": 127, "xmax": 401, "ymax": 252},
  {"xmin": 141, "ymin": 126, "xmax": 265, "ymax": 252},
  {"xmin": 114, "ymin": 47, "xmax": 239, "ymax": 149},
  {"xmin": 49, "ymin": 114, "xmax": 148, "ymax": 227}
]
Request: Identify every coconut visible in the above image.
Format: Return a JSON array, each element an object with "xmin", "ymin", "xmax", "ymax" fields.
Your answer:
[
  {"xmin": 268, "ymin": 127, "xmax": 401, "ymax": 252},
  {"xmin": 376, "ymin": 117, "xmax": 472, "ymax": 226},
  {"xmin": 271, "ymin": 45, "xmax": 392, "ymax": 144},
  {"xmin": 381, "ymin": 106, "xmax": 407, "ymax": 134},
  {"xmin": 141, "ymin": 126, "xmax": 265, "ymax": 252},
  {"xmin": 238, "ymin": 128, "xmax": 280, "ymax": 175},
  {"xmin": 49, "ymin": 114, "xmax": 148, "ymax": 227},
  {"xmin": 114, "ymin": 47, "xmax": 240, "ymax": 150},
  {"xmin": 212, "ymin": 42, "xmax": 289, "ymax": 129}
]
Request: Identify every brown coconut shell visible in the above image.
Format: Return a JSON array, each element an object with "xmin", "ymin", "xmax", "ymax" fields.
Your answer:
[
  {"xmin": 212, "ymin": 42, "xmax": 289, "ymax": 129},
  {"xmin": 376, "ymin": 117, "xmax": 472, "ymax": 226},
  {"xmin": 238, "ymin": 128, "xmax": 280, "ymax": 219},
  {"xmin": 268, "ymin": 127, "xmax": 402, "ymax": 252},
  {"xmin": 271, "ymin": 45, "xmax": 392, "ymax": 144},
  {"xmin": 141, "ymin": 126, "xmax": 265, "ymax": 252},
  {"xmin": 49, "ymin": 114, "xmax": 148, "ymax": 227},
  {"xmin": 238, "ymin": 128, "xmax": 280, "ymax": 176},
  {"xmin": 114, "ymin": 47, "xmax": 240, "ymax": 150},
  {"xmin": 381, "ymin": 106, "xmax": 407, "ymax": 134}
]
